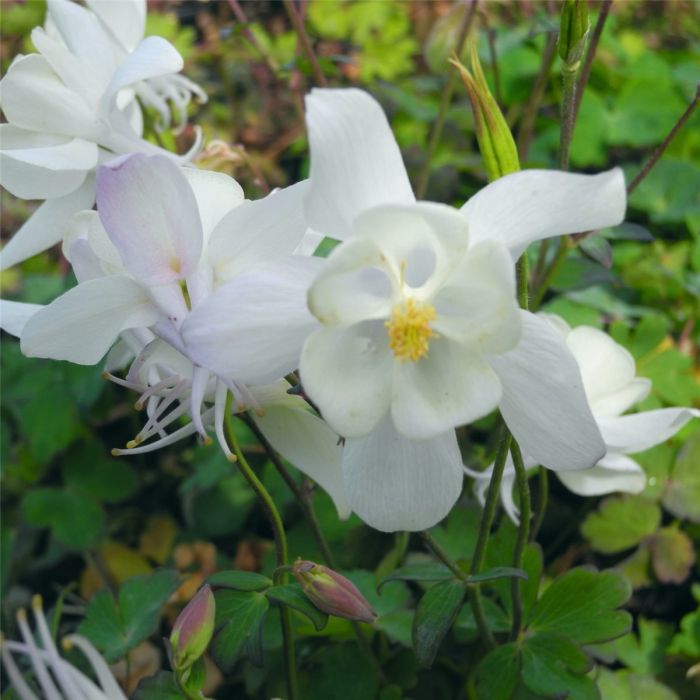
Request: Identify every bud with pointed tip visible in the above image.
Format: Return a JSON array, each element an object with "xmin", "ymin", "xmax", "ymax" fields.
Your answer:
[
  {"xmin": 169, "ymin": 584, "xmax": 215, "ymax": 672},
  {"xmin": 292, "ymin": 560, "xmax": 376, "ymax": 623},
  {"xmin": 558, "ymin": 0, "xmax": 590, "ymax": 70},
  {"xmin": 450, "ymin": 45, "xmax": 520, "ymax": 182}
]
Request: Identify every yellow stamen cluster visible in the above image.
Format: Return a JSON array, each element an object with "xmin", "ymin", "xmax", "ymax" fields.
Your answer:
[{"xmin": 385, "ymin": 298, "xmax": 437, "ymax": 362}]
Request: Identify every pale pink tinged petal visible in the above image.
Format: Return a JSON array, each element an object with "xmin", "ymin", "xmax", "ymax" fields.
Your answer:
[
  {"xmin": 598, "ymin": 408, "xmax": 700, "ymax": 455},
  {"xmin": 433, "ymin": 240, "xmax": 520, "ymax": 355},
  {"xmin": 352, "ymin": 202, "xmax": 470, "ymax": 293},
  {"xmin": 0, "ymin": 125, "xmax": 97, "ymax": 199},
  {"xmin": 181, "ymin": 167, "xmax": 244, "ymax": 243},
  {"xmin": 182, "ymin": 256, "xmax": 324, "ymax": 385},
  {"xmin": 21, "ymin": 275, "xmax": 160, "ymax": 365},
  {"xmin": 300, "ymin": 321, "xmax": 393, "ymax": 438},
  {"xmin": 488, "ymin": 311, "xmax": 606, "ymax": 471},
  {"xmin": 85, "ymin": 0, "xmax": 146, "ymax": 51},
  {"xmin": 208, "ymin": 180, "xmax": 311, "ymax": 282},
  {"xmin": 30, "ymin": 26, "xmax": 103, "ymax": 105},
  {"xmin": 99, "ymin": 37, "xmax": 184, "ymax": 117},
  {"xmin": 0, "ymin": 175, "xmax": 96, "ymax": 270},
  {"xmin": 62, "ymin": 210, "xmax": 123, "ymax": 274},
  {"xmin": 66, "ymin": 237, "xmax": 104, "ymax": 282},
  {"xmin": 565, "ymin": 326, "xmax": 638, "ymax": 414},
  {"xmin": 557, "ymin": 452, "xmax": 647, "ymax": 497},
  {"xmin": 47, "ymin": 0, "xmax": 117, "ymax": 88},
  {"xmin": 593, "ymin": 377, "xmax": 651, "ymax": 419},
  {"xmin": 254, "ymin": 397, "xmax": 350, "ymax": 519},
  {"xmin": 96, "ymin": 154, "xmax": 203, "ymax": 285},
  {"xmin": 343, "ymin": 416, "xmax": 463, "ymax": 532},
  {"xmin": 392, "ymin": 339, "xmax": 502, "ymax": 439},
  {"xmin": 0, "ymin": 54, "xmax": 103, "ymax": 141},
  {"xmin": 305, "ymin": 88, "xmax": 414, "ymax": 240},
  {"xmin": 0, "ymin": 301, "xmax": 43, "ymax": 338},
  {"xmin": 461, "ymin": 168, "xmax": 626, "ymax": 258},
  {"xmin": 308, "ymin": 238, "xmax": 394, "ymax": 327}
]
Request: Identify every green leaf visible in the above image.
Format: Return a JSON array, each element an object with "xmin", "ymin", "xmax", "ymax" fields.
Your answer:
[
  {"xmin": 466, "ymin": 567, "xmax": 528, "ymax": 584},
  {"xmin": 454, "ymin": 597, "xmax": 511, "ymax": 641},
  {"xmin": 412, "ymin": 579, "xmax": 465, "ymax": 667},
  {"xmin": 79, "ymin": 570, "xmax": 180, "ymax": 662},
  {"xmin": 211, "ymin": 590, "xmax": 269, "ymax": 672},
  {"xmin": 529, "ymin": 568, "xmax": 632, "ymax": 645},
  {"xmin": 473, "ymin": 642, "xmax": 519, "ymax": 700},
  {"xmin": 375, "ymin": 609, "xmax": 414, "ymax": 647},
  {"xmin": 266, "ymin": 583, "xmax": 328, "ymax": 631},
  {"xmin": 207, "ymin": 570, "xmax": 273, "ymax": 592},
  {"xmin": 377, "ymin": 563, "xmax": 455, "ymax": 591},
  {"xmin": 598, "ymin": 668, "xmax": 680, "ymax": 700},
  {"xmin": 648, "ymin": 526, "xmax": 696, "ymax": 584},
  {"xmin": 521, "ymin": 633, "xmax": 597, "ymax": 700},
  {"xmin": 662, "ymin": 432, "xmax": 700, "ymax": 522},
  {"xmin": 133, "ymin": 671, "xmax": 183, "ymax": 700},
  {"xmin": 614, "ymin": 618, "xmax": 675, "ymax": 676},
  {"xmin": 22, "ymin": 488, "xmax": 104, "ymax": 550},
  {"xmin": 301, "ymin": 643, "xmax": 380, "ymax": 700},
  {"xmin": 581, "ymin": 495, "xmax": 661, "ymax": 554}
]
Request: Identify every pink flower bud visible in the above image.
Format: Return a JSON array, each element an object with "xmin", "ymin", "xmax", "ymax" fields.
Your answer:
[
  {"xmin": 292, "ymin": 560, "xmax": 376, "ymax": 623},
  {"xmin": 170, "ymin": 584, "xmax": 215, "ymax": 671}
]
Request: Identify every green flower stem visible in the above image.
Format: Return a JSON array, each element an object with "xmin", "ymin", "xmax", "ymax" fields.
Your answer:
[
  {"xmin": 415, "ymin": 0, "xmax": 479, "ymax": 199},
  {"xmin": 531, "ymin": 235, "xmax": 570, "ymax": 310},
  {"xmin": 283, "ymin": 0, "xmax": 327, "ymax": 87},
  {"xmin": 558, "ymin": 63, "xmax": 578, "ymax": 171},
  {"xmin": 238, "ymin": 414, "xmax": 386, "ymax": 683},
  {"xmin": 508, "ymin": 440, "xmax": 531, "ymax": 642},
  {"xmin": 223, "ymin": 401, "xmax": 299, "ymax": 700},
  {"xmin": 420, "ymin": 532, "xmax": 467, "ymax": 580},
  {"xmin": 531, "ymin": 467, "xmax": 549, "ymax": 542},
  {"xmin": 469, "ymin": 425, "xmax": 512, "ymax": 649},
  {"xmin": 516, "ymin": 253, "xmax": 530, "ymax": 310}
]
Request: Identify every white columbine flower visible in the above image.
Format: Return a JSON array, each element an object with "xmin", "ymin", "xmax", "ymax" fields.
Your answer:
[
  {"xmin": 0, "ymin": 0, "xmax": 206, "ymax": 270},
  {"xmin": 0, "ymin": 595, "xmax": 127, "ymax": 700},
  {"xmin": 469, "ymin": 315, "xmax": 700, "ymax": 523}
]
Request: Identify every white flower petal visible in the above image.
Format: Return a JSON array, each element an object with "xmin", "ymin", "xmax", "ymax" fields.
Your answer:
[
  {"xmin": 0, "ymin": 125, "xmax": 97, "ymax": 199},
  {"xmin": 21, "ymin": 275, "xmax": 160, "ymax": 365},
  {"xmin": 461, "ymin": 168, "xmax": 626, "ymax": 258},
  {"xmin": 392, "ymin": 339, "xmax": 502, "ymax": 439},
  {"xmin": 86, "ymin": 0, "xmax": 146, "ymax": 52},
  {"xmin": 343, "ymin": 416, "xmax": 463, "ymax": 532},
  {"xmin": 253, "ymin": 394, "xmax": 350, "ymax": 519},
  {"xmin": 305, "ymin": 88, "xmax": 414, "ymax": 240},
  {"xmin": 432, "ymin": 240, "xmax": 520, "ymax": 355},
  {"xmin": 182, "ymin": 167, "xmax": 244, "ymax": 243},
  {"xmin": 556, "ymin": 452, "xmax": 647, "ymax": 497},
  {"xmin": 99, "ymin": 36, "xmax": 183, "ymax": 117},
  {"xmin": 96, "ymin": 154, "xmax": 203, "ymax": 285},
  {"xmin": 488, "ymin": 311, "xmax": 606, "ymax": 471},
  {"xmin": 300, "ymin": 321, "xmax": 393, "ymax": 438},
  {"xmin": 208, "ymin": 181, "xmax": 310, "ymax": 282},
  {"xmin": 47, "ymin": 0, "xmax": 117, "ymax": 88},
  {"xmin": 0, "ymin": 54, "xmax": 103, "ymax": 141},
  {"xmin": 183, "ymin": 256, "xmax": 323, "ymax": 385},
  {"xmin": 0, "ymin": 300, "xmax": 43, "ymax": 337},
  {"xmin": 0, "ymin": 175, "xmax": 96, "ymax": 270},
  {"xmin": 598, "ymin": 408, "xmax": 700, "ymax": 455}
]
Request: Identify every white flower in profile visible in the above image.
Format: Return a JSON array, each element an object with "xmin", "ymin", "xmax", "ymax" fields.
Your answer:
[
  {"xmin": 279, "ymin": 87, "xmax": 627, "ymax": 532},
  {"xmin": 0, "ymin": 0, "xmax": 206, "ymax": 270},
  {"xmin": 0, "ymin": 595, "xmax": 127, "ymax": 700},
  {"xmin": 468, "ymin": 315, "xmax": 700, "ymax": 523}
]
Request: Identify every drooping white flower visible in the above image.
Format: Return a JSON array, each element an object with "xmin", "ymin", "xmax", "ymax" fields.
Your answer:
[
  {"xmin": 0, "ymin": 595, "xmax": 127, "ymax": 700},
  {"xmin": 0, "ymin": 0, "xmax": 206, "ymax": 270},
  {"xmin": 468, "ymin": 315, "xmax": 700, "ymax": 523}
]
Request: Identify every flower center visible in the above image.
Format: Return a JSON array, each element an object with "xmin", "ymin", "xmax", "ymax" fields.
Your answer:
[{"xmin": 385, "ymin": 298, "xmax": 437, "ymax": 362}]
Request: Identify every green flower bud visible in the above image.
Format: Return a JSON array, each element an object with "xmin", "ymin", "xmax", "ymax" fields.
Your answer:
[
  {"xmin": 558, "ymin": 0, "xmax": 590, "ymax": 69},
  {"xmin": 292, "ymin": 560, "xmax": 376, "ymax": 623},
  {"xmin": 450, "ymin": 44, "xmax": 520, "ymax": 181},
  {"xmin": 170, "ymin": 584, "xmax": 215, "ymax": 673}
]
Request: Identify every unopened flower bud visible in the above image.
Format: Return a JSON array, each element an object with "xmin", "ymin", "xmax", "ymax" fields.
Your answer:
[
  {"xmin": 450, "ymin": 45, "xmax": 520, "ymax": 182},
  {"xmin": 292, "ymin": 560, "xmax": 376, "ymax": 623},
  {"xmin": 169, "ymin": 584, "xmax": 215, "ymax": 672},
  {"xmin": 558, "ymin": 0, "xmax": 590, "ymax": 69}
]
